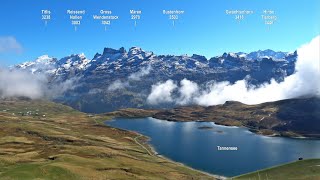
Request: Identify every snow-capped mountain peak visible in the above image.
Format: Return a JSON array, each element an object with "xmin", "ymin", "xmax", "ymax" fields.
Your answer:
[
  {"xmin": 13, "ymin": 47, "xmax": 296, "ymax": 81},
  {"xmin": 11, "ymin": 47, "xmax": 298, "ymax": 113},
  {"xmin": 16, "ymin": 55, "xmax": 57, "ymax": 71},
  {"xmin": 35, "ymin": 55, "xmax": 53, "ymax": 62},
  {"xmin": 246, "ymin": 49, "xmax": 288, "ymax": 61}
]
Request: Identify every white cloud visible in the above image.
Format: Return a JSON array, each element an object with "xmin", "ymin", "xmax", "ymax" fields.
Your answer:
[
  {"xmin": 147, "ymin": 36, "xmax": 320, "ymax": 106},
  {"xmin": 195, "ymin": 36, "xmax": 320, "ymax": 105},
  {"xmin": 47, "ymin": 76, "xmax": 81, "ymax": 97},
  {"xmin": 147, "ymin": 80, "xmax": 178, "ymax": 104},
  {"xmin": 128, "ymin": 65, "xmax": 152, "ymax": 81},
  {"xmin": 0, "ymin": 36, "xmax": 23, "ymax": 53},
  {"xmin": 0, "ymin": 69, "xmax": 45, "ymax": 99},
  {"xmin": 177, "ymin": 78, "xmax": 199, "ymax": 105},
  {"xmin": 107, "ymin": 66, "xmax": 152, "ymax": 91},
  {"xmin": 88, "ymin": 88, "xmax": 103, "ymax": 95},
  {"xmin": 107, "ymin": 66, "xmax": 151, "ymax": 91},
  {"xmin": 0, "ymin": 69, "xmax": 80, "ymax": 99},
  {"xmin": 107, "ymin": 79, "xmax": 129, "ymax": 91}
]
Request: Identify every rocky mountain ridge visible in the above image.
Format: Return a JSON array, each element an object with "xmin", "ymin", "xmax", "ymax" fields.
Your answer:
[{"xmin": 13, "ymin": 47, "xmax": 297, "ymax": 113}]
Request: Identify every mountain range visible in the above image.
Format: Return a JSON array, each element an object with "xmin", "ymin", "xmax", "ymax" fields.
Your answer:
[{"xmin": 14, "ymin": 47, "xmax": 297, "ymax": 113}]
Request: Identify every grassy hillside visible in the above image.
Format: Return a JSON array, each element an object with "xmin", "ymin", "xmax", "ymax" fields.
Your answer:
[
  {"xmin": 0, "ymin": 99, "xmax": 215, "ymax": 180},
  {"xmin": 233, "ymin": 159, "xmax": 320, "ymax": 180}
]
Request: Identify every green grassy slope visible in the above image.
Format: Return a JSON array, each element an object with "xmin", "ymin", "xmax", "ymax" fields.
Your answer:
[
  {"xmin": 233, "ymin": 159, "xmax": 320, "ymax": 180},
  {"xmin": 0, "ymin": 99, "xmax": 215, "ymax": 180}
]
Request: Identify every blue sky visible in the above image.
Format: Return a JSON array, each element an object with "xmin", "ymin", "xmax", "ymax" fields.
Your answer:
[{"xmin": 0, "ymin": 0, "xmax": 319, "ymax": 65}]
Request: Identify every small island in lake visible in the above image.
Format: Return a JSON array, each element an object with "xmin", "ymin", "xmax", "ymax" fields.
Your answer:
[{"xmin": 198, "ymin": 126, "xmax": 214, "ymax": 130}]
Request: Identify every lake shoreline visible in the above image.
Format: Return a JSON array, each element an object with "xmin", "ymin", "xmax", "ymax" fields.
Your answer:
[
  {"xmin": 105, "ymin": 117, "xmax": 320, "ymax": 177},
  {"xmin": 110, "ymin": 115, "xmax": 319, "ymax": 140},
  {"xmin": 104, "ymin": 98, "xmax": 320, "ymax": 139},
  {"xmin": 105, "ymin": 119, "xmax": 228, "ymax": 179}
]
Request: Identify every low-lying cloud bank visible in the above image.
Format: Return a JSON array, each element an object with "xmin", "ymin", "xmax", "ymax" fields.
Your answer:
[
  {"xmin": 128, "ymin": 65, "xmax": 152, "ymax": 81},
  {"xmin": 107, "ymin": 65, "xmax": 152, "ymax": 91},
  {"xmin": 147, "ymin": 36, "xmax": 320, "ymax": 106},
  {"xmin": 0, "ymin": 69, "xmax": 45, "ymax": 99},
  {"xmin": 107, "ymin": 79, "xmax": 129, "ymax": 91},
  {"xmin": 147, "ymin": 80, "xmax": 178, "ymax": 104},
  {"xmin": 0, "ymin": 69, "xmax": 79, "ymax": 99}
]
